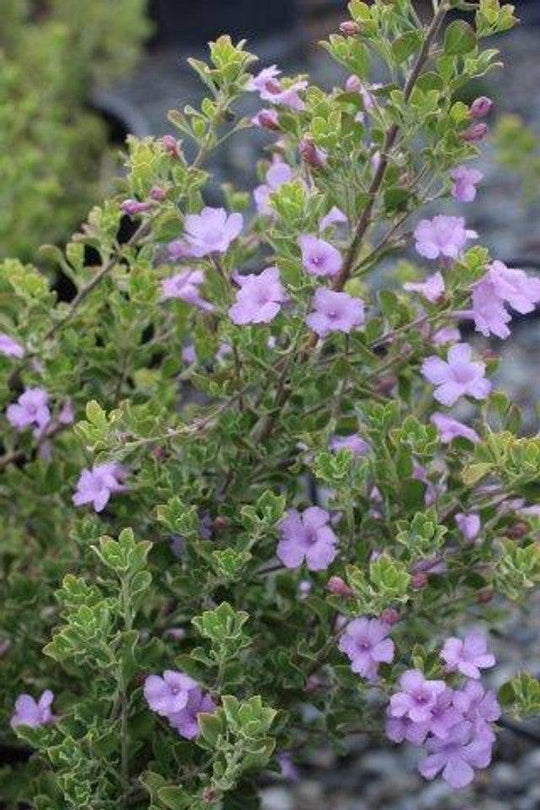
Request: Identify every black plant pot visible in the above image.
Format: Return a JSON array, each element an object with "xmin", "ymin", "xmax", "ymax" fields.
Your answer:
[{"xmin": 149, "ymin": 0, "xmax": 299, "ymax": 47}]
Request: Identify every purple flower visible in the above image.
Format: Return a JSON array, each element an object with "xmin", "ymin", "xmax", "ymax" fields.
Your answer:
[
  {"xmin": 0, "ymin": 333, "xmax": 24, "ymax": 358},
  {"xmin": 169, "ymin": 687, "xmax": 216, "ymax": 740},
  {"xmin": 414, "ymin": 215, "xmax": 477, "ymax": 261},
  {"xmin": 253, "ymin": 158, "xmax": 293, "ymax": 216},
  {"xmin": 181, "ymin": 207, "xmax": 243, "ymax": 258},
  {"xmin": 453, "ymin": 680, "xmax": 501, "ymax": 731},
  {"xmin": 441, "ymin": 632, "xmax": 495, "ymax": 679},
  {"xmin": 389, "ymin": 670, "xmax": 447, "ymax": 724},
  {"xmin": 386, "ymin": 711, "xmax": 429, "ymax": 746},
  {"xmin": 430, "ymin": 413, "xmax": 479, "ymax": 444},
  {"xmin": 470, "ymin": 96, "xmax": 493, "ymax": 118},
  {"xmin": 144, "ymin": 670, "xmax": 199, "ymax": 717},
  {"xmin": 338, "ymin": 618, "xmax": 394, "ymax": 681},
  {"xmin": 247, "ymin": 65, "xmax": 281, "ymax": 92},
  {"xmin": 299, "ymin": 235, "xmax": 343, "ymax": 277},
  {"xmin": 421, "ymin": 343, "xmax": 491, "ymax": 406},
  {"xmin": 306, "ymin": 289, "xmax": 364, "ymax": 337},
  {"xmin": 161, "ymin": 269, "xmax": 215, "ymax": 312},
  {"xmin": 6, "ymin": 388, "xmax": 51, "ymax": 435},
  {"xmin": 229, "ymin": 266, "xmax": 287, "ymax": 325},
  {"xmin": 461, "ymin": 123, "xmax": 488, "ymax": 142},
  {"xmin": 404, "ymin": 271, "xmax": 445, "ymax": 303},
  {"xmin": 472, "ymin": 261, "xmax": 540, "ymax": 339},
  {"xmin": 72, "ymin": 462, "xmax": 127, "ymax": 513},
  {"xmin": 260, "ymin": 79, "xmax": 308, "ymax": 110},
  {"xmin": 428, "ymin": 688, "xmax": 463, "ymax": 740},
  {"xmin": 278, "ymin": 752, "xmax": 300, "ymax": 782},
  {"xmin": 418, "ymin": 720, "xmax": 493, "ymax": 789},
  {"xmin": 432, "ymin": 326, "xmax": 461, "ymax": 345},
  {"xmin": 344, "ymin": 76, "xmax": 381, "ymax": 111},
  {"xmin": 58, "ymin": 399, "xmax": 75, "ymax": 425},
  {"xmin": 299, "ymin": 137, "xmax": 327, "ymax": 169},
  {"xmin": 455, "ymin": 513, "xmax": 481, "ymax": 541},
  {"xmin": 251, "ymin": 108, "xmax": 280, "ymax": 130},
  {"xmin": 329, "ymin": 433, "xmax": 370, "ymax": 456},
  {"xmin": 319, "ymin": 207, "xmax": 347, "ymax": 232},
  {"xmin": 451, "ymin": 166, "xmax": 483, "ymax": 202},
  {"xmin": 277, "ymin": 506, "xmax": 338, "ymax": 571},
  {"xmin": 121, "ymin": 199, "xmax": 150, "ymax": 216},
  {"xmin": 11, "ymin": 690, "xmax": 54, "ymax": 729}
]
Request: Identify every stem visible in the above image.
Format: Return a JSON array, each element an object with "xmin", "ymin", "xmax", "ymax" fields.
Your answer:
[{"xmin": 333, "ymin": 3, "xmax": 448, "ymax": 292}]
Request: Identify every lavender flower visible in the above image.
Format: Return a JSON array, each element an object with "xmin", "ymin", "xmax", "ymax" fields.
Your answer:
[
  {"xmin": 253, "ymin": 158, "xmax": 293, "ymax": 216},
  {"xmin": 6, "ymin": 388, "xmax": 51, "ymax": 436},
  {"xmin": 306, "ymin": 289, "xmax": 364, "ymax": 337},
  {"xmin": 427, "ymin": 688, "xmax": 463, "ymax": 740},
  {"xmin": 386, "ymin": 711, "xmax": 429, "ymax": 746},
  {"xmin": 404, "ymin": 271, "xmax": 445, "ymax": 303},
  {"xmin": 422, "ymin": 343, "xmax": 491, "ymax": 406},
  {"xmin": 319, "ymin": 207, "xmax": 347, "ymax": 232},
  {"xmin": 121, "ymin": 199, "xmax": 150, "ymax": 216},
  {"xmin": 260, "ymin": 79, "xmax": 308, "ymax": 110},
  {"xmin": 455, "ymin": 513, "xmax": 481, "ymax": 541},
  {"xmin": 228, "ymin": 266, "xmax": 287, "ymax": 325},
  {"xmin": 329, "ymin": 434, "xmax": 370, "ymax": 456},
  {"xmin": 432, "ymin": 326, "xmax": 460, "ymax": 345},
  {"xmin": 430, "ymin": 413, "xmax": 479, "ymax": 444},
  {"xmin": 338, "ymin": 618, "xmax": 394, "ymax": 680},
  {"xmin": 72, "ymin": 462, "xmax": 127, "ymax": 513},
  {"xmin": 414, "ymin": 215, "xmax": 477, "ymax": 261},
  {"xmin": 182, "ymin": 207, "xmax": 243, "ymax": 258},
  {"xmin": 277, "ymin": 506, "xmax": 338, "ymax": 571},
  {"xmin": 11, "ymin": 690, "xmax": 54, "ymax": 729},
  {"xmin": 278, "ymin": 752, "xmax": 300, "ymax": 782},
  {"xmin": 144, "ymin": 670, "xmax": 199, "ymax": 717},
  {"xmin": 298, "ymin": 137, "xmax": 327, "ymax": 169},
  {"xmin": 472, "ymin": 261, "xmax": 540, "ymax": 339},
  {"xmin": 389, "ymin": 670, "xmax": 447, "ymax": 723},
  {"xmin": 170, "ymin": 689, "xmax": 216, "ymax": 740},
  {"xmin": 0, "ymin": 333, "xmax": 24, "ymax": 358},
  {"xmin": 452, "ymin": 680, "xmax": 501, "ymax": 732},
  {"xmin": 298, "ymin": 235, "xmax": 342, "ymax": 277},
  {"xmin": 418, "ymin": 720, "xmax": 493, "ymax": 789},
  {"xmin": 450, "ymin": 166, "xmax": 483, "ymax": 202},
  {"xmin": 461, "ymin": 123, "xmax": 488, "ymax": 142},
  {"xmin": 440, "ymin": 632, "xmax": 495, "ymax": 679},
  {"xmin": 470, "ymin": 96, "xmax": 493, "ymax": 118},
  {"xmin": 161, "ymin": 269, "xmax": 215, "ymax": 312},
  {"xmin": 246, "ymin": 65, "xmax": 281, "ymax": 92}
]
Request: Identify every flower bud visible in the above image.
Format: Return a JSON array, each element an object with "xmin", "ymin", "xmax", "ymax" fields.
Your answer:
[
  {"xmin": 340, "ymin": 21, "xmax": 361, "ymax": 36},
  {"xmin": 470, "ymin": 96, "xmax": 493, "ymax": 118},
  {"xmin": 299, "ymin": 137, "xmax": 327, "ymax": 169},
  {"xmin": 506, "ymin": 521, "xmax": 529, "ymax": 539},
  {"xmin": 213, "ymin": 515, "xmax": 230, "ymax": 531},
  {"xmin": 477, "ymin": 588, "xmax": 494, "ymax": 604},
  {"xmin": 460, "ymin": 122, "xmax": 488, "ymax": 142},
  {"xmin": 121, "ymin": 199, "xmax": 150, "ymax": 216},
  {"xmin": 252, "ymin": 108, "xmax": 280, "ymax": 130},
  {"xmin": 380, "ymin": 607, "xmax": 400, "ymax": 625},
  {"xmin": 411, "ymin": 572, "xmax": 428, "ymax": 590},
  {"xmin": 161, "ymin": 135, "xmax": 181, "ymax": 157},
  {"xmin": 327, "ymin": 576, "xmax": 354, "ymax": 596},
  {"xmin": 345, "ymin": 74, "xmax": 363, "ymax": 94},
  {"xmin": 150, "ymin": 186, "xmax": 166, "ymax": 201}
]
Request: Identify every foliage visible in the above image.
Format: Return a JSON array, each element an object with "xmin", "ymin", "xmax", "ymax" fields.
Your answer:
[
  {"xmin": 0, "ymin": 2, "xmax": 539, "ymax": 808},
  {"xmin": 0, "ymin": 0, "xmax": 150, "ymax": 261}
]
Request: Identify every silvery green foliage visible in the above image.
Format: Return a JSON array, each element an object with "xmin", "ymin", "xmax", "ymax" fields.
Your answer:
[{"xmin": 1, "ymin": 2, "xmax": 539, "ymax": 808}]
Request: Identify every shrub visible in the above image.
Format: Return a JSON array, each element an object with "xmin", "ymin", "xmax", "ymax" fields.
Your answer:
[
  {"xmin": 0, "ymin": 0, "xmax": 150, "ymax": 261},
  {"xmin": 1, "ymin": 1, "xmax": 539, "ymax": 808}
]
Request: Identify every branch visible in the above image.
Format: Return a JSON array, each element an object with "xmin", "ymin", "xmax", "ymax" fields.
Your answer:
[{"xmin": 333, "ymin": 3, "xmax": 448, "ymax": 291}]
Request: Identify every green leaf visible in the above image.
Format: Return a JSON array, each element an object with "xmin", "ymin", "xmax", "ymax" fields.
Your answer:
[
  {"xmin": 157, "ymin": 786, "xmax": 193, "ymax": 810},
  {"xmin": 444, "ymin": 20, "xmax": 477, "ymax": 55},
  {"xmin": 392, "ymin": 32, "xmax": 422, "ymax": 64}
]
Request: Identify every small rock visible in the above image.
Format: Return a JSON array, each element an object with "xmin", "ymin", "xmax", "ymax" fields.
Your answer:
[{"xmin": 260, "ymin": 786, "xmax": 294, "ymax": 810}]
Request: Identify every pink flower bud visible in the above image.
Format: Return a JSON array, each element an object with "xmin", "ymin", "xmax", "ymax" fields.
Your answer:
[
  {"xmin": 121, "ymin": 199, "xmax": 150, "ymax": 216},
  {"xmin": 326, "ymin": 576, "xmax": 354, "ymax": 597},
  {"xmin": 345, "ymin": 74, "xmax": 363, "ymax": 94},
  {"xmin": 411, "ymin": 572, "xmax": 428, "ymax": 590},
  {"xmin": 506, "ymin": 522, "xmax": 529, "ymax": 539},
  {"xmin": 340, "ymin": 21, "xmax": 361, "ymax": 36},
  {"xmin": 380, "ymin": 608, "xmax": 400, "ymax": 625},
  {"xmin": 161, "ymin": 135, "xmax": 181, "ymax": 157},
  {"xmin": 150, "ymin": 186, "xmax": 166, "ymax": 201},
  {"xmin": 252, "ymin": 108, "xmax": 280, "ymax": 130},
  {"xmin": 470, "ymin": 96, "xmax": 493, "ymax": 118},
  {"xmin": 299, "ymin": 137, "xmax": 327, "ymax": 169},
  {"xmin": 460, "ymin": 122, "xmax": 488, "ymax": 142}
]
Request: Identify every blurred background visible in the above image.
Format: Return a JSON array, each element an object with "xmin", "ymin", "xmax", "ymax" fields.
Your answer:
[{"xmin": 1, "ymin": 2, "xmax": 539, "ymax": 809}]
